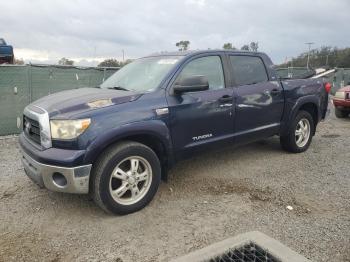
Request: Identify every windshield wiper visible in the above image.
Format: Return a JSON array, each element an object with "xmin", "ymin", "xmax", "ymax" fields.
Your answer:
[{"xmin": 107, "ymin": 86, "xmax": 129, "ymax": 91}]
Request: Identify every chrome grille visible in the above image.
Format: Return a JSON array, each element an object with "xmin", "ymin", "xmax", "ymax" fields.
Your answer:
[{"xmin": 23, "ymin": 115, "xmax": 41, "ymax": 144}]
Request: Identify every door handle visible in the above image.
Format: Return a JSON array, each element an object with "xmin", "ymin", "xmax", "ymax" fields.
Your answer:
[
  {"xmin": 219, "ymin": 95, "xmax": 233, "ymax": 103},
  {"xmin": 270, "ymin": 89, "xmax": 281, "ymax": 96}
]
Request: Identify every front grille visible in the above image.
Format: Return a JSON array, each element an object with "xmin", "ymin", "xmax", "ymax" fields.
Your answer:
[
  {"xmin": 209, "ymin": 242, "xmax": 280, "ymax": 262},
  {"xmin": 23, "ymin": 115, "xmax": 41, "ymax": 145}
]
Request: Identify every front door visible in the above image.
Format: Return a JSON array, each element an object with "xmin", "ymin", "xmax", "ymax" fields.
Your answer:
[{"xmin": 166, "ymin": 55, "xmax": 234, "ymax": 157}]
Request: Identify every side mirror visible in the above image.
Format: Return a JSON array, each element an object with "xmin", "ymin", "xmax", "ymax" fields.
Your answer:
[{"xmin": 173, "ymin": 75, "xmax": 209, "ymax": 94}]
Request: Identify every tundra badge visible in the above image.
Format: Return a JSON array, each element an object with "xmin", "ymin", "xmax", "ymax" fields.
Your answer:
[{"xmin": 192, "ymin": 133, "xmax": 213, "ymax": 141}]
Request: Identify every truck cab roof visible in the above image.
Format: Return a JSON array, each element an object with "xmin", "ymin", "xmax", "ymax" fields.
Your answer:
[
  {"xmin": 0, "ymin": 38, "xmax": 7, "ymax": 45},
  {"xmin": 143, "ymin": 49, "xmax": 267, "ymax": 58}
]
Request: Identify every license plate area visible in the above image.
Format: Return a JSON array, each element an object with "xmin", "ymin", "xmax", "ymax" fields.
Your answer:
[{"xmin": 21, "ymin": 154, "xmax": 44, "ymax": 187}]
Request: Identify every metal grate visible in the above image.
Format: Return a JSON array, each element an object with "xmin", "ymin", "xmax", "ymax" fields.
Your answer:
[{"xmin": 209, "ymin": 242, "xmax": 281, "ymax": 262}]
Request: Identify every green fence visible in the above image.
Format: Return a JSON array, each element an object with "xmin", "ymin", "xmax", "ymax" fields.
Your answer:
[
  {"xmin": 329, "ymin": 68, "xmax": 350, "ymax": 93},
  {"xmin": 0, "ymin": 64, "xmax": 118, "ymax": 135},
  {"xmin": 275, "ymin": 67, "xmax": 310, "ymax": 79}
]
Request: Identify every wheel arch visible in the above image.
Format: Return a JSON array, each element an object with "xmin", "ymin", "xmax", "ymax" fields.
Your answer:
[
  {"xmin": 299, "ymin": 102, "xmax": 318, "ymax": 134},
  {"xmin": 84, "ymin": 120, "xmax": 173, "ymax": 181},
  {"xmin": 281, "ymin": 96, "xmax": 320, "ymax": 136}
]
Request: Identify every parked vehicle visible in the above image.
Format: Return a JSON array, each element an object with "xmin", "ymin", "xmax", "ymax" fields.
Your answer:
[
  {"xmin": 0, "ymin": 38, "xmax": 14, "ymax": 64},
  {"xmin": 333, "ymin": 84, "xmax": 350, "ymax": 118},
  {"xmin": 19, "ymin": 50, "xmax": 330, "ymax": 214}
]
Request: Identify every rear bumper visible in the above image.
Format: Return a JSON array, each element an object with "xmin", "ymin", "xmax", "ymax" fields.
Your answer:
[{"xmin": 21, "ymin": 149, "xmax": 91, "ymax": 194}]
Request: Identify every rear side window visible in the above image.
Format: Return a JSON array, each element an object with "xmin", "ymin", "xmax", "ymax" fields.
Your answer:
[
  {"xmin": 230, "ymin": 56, "xmax": 268, "ymax": 86},
  {"xmin": 177, "ymin": 56, "xmax": 225, "ymax": 90}
]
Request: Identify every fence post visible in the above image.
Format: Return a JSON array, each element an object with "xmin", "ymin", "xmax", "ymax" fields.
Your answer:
[
  {"xmin": 103, "ymin": 68, "xmax": 106, "ymax": 83},
  {"xmin": 49, "ymin": 66, "xmax": 52, "ymax": 95},
  {"xmin": 27, "ymin": 64, "xmax": 32, "ymax": 103},
  {"xmin": 341, "ymin": 69, "xmax": 345, "ymax": 88}
]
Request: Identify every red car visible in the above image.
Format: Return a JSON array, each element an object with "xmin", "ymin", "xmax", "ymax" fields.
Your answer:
[{"xmin": 333, "ymin": 85, "xmax": 350, "ymax": 118}]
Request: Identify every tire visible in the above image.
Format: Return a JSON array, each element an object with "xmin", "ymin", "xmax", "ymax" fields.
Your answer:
[
  {"xmin": 334, "ymin": 107, "xmax": 348, "ymax": 118},
  {"xmin": 280, "ymin": 110, "xmax": 314, "ymax": 153},
  {"xmin": 91, "ymin": 141, "xmax": 161, "ymax": 215}
]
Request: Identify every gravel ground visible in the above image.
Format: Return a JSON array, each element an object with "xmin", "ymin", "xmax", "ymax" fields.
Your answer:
[{"xmin": 0, "ymin": 104, "xmax": 349, "ymax": 262}]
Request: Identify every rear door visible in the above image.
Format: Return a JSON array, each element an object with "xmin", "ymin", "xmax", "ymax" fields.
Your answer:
[
  {"xmin": 228, "ymin": 55, "xmax": 284, "ymax": 143},
  {"xmin": 166, "ymin": 54, "xmax": 234, "ymax": 156}
]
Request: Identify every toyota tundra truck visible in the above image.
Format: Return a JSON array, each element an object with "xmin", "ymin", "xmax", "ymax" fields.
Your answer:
[{"xmin": 19, "ymin": 50, "xmax": 330, "ymax": 215}]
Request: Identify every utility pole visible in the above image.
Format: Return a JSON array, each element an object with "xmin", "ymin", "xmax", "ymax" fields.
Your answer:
[
  {"xmin": 122, "ymin": 49, "xmax": 125, "ymax": 63},
  {"xmin": 305, "ymin": 42, "xmax": 314, "ymax": 69}
]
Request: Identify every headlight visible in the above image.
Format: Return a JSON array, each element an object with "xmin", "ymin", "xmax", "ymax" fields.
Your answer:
[
  {"xmin": 335, "ymin": 91, "xmax": 345, "ymax": 99},
  {"xmin": 50, "ymin": 119, "xmax": 91, "ymax": 140}
]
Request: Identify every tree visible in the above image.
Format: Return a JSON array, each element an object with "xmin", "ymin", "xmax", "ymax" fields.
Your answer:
[
  {"xmin": 250, "ymin": 42, "xmax": 259, "ymax": 52},
  {"xmin": 122, "ymin": 59, "xmax": 133, "ymax": 66},
  {"xmin": 98, "ymin": 58, "xmax": 133, "ymax": 67},
  {"xmin": 58, "ymin": 57, "xmax": 74, "ymax": 66},
  {"xmin": 241, "ymin": 45, "xmax": 250, "ymax": 51},
  {"xmin": 14, "ymin": 57, "xmax": 24, "ymax": 65},
  {"xmin": 223, "ymin": 43, "xmax": 236, "ymax": 50},
  {"xmin": 240, "ymin": 41, "xmax": 259, "ymax": 52},
  {"xmin": 97, "ymin": 58, "xmax": 133, "ymax": 67},
  {"xmin": 277, "ymin": 46, "xmax": 350, "ymax": 68},
  {"xmin": 176, "ymin": 40, "xmax": 190, "ymax": 51},
  {"xmin": 98, "ymin": 59, "xmax": 121, "ymax": 67}
]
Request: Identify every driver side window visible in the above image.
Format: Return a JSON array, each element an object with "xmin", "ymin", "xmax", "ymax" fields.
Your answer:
[{"xmin": 176, "ymin": 56, "xmax": 225, "ymax": 90}]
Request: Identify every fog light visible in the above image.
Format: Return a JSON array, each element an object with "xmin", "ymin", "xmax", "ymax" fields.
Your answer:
[{"xmin": 52, "ymin": 172, "xmax": 67, "ymax": 187}]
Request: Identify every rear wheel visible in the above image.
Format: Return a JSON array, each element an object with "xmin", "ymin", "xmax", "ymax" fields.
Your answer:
[
  {"xmin": 335, "ymin": 107, "xmax": 348, "ymax": 118},
  {"xmin": 91, "ymin": 141, "xmax": 161, "ymax": 215},
  {"xmin": 280, "ymin": 110, "xmax": 314, "ymax": 153}
]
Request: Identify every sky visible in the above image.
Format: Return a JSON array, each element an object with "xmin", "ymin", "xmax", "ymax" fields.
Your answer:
[{"xmin": 1, "ymin": 0, "xmax": 349, "ymax": 66}]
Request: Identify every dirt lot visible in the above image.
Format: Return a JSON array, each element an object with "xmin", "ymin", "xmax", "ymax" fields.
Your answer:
[{"xmin": 0, "ymin": 105, "xmax": 349, "ymax": 262}]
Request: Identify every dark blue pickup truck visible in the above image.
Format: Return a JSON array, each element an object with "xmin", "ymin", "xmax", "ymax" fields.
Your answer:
[{"xmin": 19, "ymin": 50, "xmax": 329, "ymax": 214}]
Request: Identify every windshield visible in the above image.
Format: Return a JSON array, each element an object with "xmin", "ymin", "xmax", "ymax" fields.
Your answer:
[{"xmin": 100, "ymin": 56, "xmax": 182, "ymax": 92}]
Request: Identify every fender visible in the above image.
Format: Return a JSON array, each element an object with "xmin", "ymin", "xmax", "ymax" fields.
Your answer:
[
  {"xmin": 280, "ymin": 95, "xmax": 320, "ymax": 136},
  {"xmin": 83, "ymin": 120, "xmax": 173, "ymax": 165}
]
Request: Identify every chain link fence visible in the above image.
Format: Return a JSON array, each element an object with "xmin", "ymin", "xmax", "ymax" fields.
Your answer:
[
  {"xmin": 275, "ymin": 67, "xmax": 310, "ymax": 79},
  {"xmin": 0, "ymin": 64, "xmax": 118, "ymax": 135},
  {"xmin": 330, "ymin": 68, "xmax": 350, "ymax": 92}
]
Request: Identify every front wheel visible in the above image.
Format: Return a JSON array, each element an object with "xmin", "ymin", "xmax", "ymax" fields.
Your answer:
[
  {"xmin": 91, "ymin": 141, "xmax": 161, "ymax": 215},
  {"xmin": 280, "ymin": 110, "xmax": 314, "ymax": 153}
]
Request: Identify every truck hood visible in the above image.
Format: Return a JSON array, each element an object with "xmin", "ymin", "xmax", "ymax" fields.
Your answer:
[{"xmin": 31, "ymin": 87, "xmax": 141, "ymax": 118}]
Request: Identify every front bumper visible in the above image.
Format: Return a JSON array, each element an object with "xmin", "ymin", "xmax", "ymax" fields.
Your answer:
[
  {"xmin": 21, "ymin": 149, "xmax": 91, "ymax": 194},
  {"xmin": 332, "ymin": 98, "xmax": 350, "ymax": 108}
]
